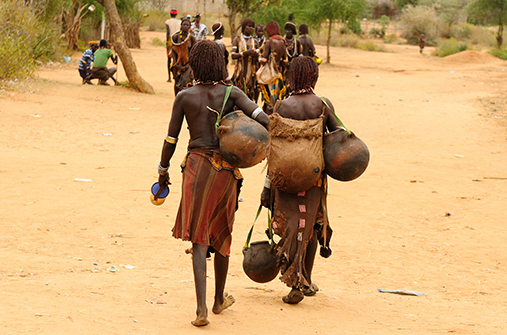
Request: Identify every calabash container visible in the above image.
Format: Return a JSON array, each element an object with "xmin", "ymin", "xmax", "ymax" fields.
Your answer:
[{"xmin": 150, "ymin": 182, "xmax": 169, "ymax": 206}]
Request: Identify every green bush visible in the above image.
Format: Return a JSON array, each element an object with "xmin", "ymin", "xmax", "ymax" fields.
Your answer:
[
  {"xmin": 357, "ymin": 40, "xmax": 385, "ymax": 52},
  {"xmin": 399, "ymin": 5, "xmax": 440, "ymax": 46},
  {"xmin": 336, "ymin": 33, "xmax": 360, "ymax": 48},
  {"xmin": 383, "ymin": 33, "xmax": 401, "ymax": 44},
  {"xmin": 152, "ymin": 37, "xmax": 165, "ymax": 47},
  {"xmin": 488, "ymin": 48, "xmax": 507, "ymax": 60},
  {"xmin": 435, "ymin": 38, "xmax": 468, "ymax": 57},
  {"xmin": 450, "ymin": 23, "xmax": 496, "ymax": 47},
  {"xmin": 0, "ymin": 0, "xmax": 62, "ymax": 80},
  {"xmin": 369, "ymin": 27, "xmax": 384, "ymax": 38}
]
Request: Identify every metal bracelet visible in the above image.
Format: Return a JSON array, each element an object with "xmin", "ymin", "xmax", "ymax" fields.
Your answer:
[
  {"xmin": 252, "ymin": 107, "xmax": 263, "ymax": 120},
  {"xmin": 165, "ymin": 135, "xmax": 178, "ymax": 144},
  {"xmin": 158, "ymin": 162, "xmax": 169, "ymax": 175}
]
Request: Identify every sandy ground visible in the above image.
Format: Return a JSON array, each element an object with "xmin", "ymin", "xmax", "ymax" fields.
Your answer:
[{"xmin": 1, "ymin": 31, "xmax": 507, "ymax": 334}]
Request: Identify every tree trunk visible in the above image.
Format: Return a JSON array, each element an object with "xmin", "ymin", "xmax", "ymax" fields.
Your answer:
[
  {"xmin": 326, "ymin": 19, "xmax": 332, "ymax": 64},
  {"xmin": 497, "ymin": 2, "xmax": 504, "ymax": 48},
  {"xmin": 227, "ymin": 5, "xmax": 238, "ymax": 40},
  {"xmin": 99, "ymin": 0, "xmax": 154, "ymax": 94},
  {"xmin": 123, "ymin": 21, "xmax": 141, "ymax": 49}
]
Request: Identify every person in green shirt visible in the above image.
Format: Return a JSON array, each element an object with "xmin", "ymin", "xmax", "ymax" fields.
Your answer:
[{"xmin": 91, "ymin": 39, "xmax": 117, "ymax": 85}]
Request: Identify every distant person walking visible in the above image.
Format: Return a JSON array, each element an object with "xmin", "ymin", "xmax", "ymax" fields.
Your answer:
[
  {"xmin": 165, "ymin": 8, "xmax": 181, "ymax": 82},
  {"xmin": 419, "ymin": 32, "xmax": 425, "ymax": 54}
]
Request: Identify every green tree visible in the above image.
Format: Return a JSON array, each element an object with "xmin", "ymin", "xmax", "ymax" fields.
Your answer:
[
  {"xmin": 226, "ymin": 0, "xmax": 279, "ymax": 38},
  {"xmin": 399, "ymin": 5, "xmax": 440, "ymax": 44},
  {"xmin": 304, "ymin": 0, "xmax": 366, "ymax": 63},
  {"xmin": 419, "ymin": 0, "xmax": 468, "ymax": 28},
  {"xmin": 467, "ymin": 0, "xmax": 507, "ymax": 47},
  {"xmin": 393, "ymin": 0, "xmax": 419, "ymax": 9}
]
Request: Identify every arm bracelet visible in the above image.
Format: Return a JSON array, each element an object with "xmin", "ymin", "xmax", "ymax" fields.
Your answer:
[
  {"xmin": 264, "ymin": 174, "xmax": 271, "ymax": 189},
  {"xmin": 251, "ymin": 107, "xmax": 263, "ymax": 120},
  {"xmin": 165, "ymin": 135, "xmax": 178, "ymax": 144},
  {"xmin": 158, "ymin": 162, "xmax": 169, "ymax": 175}
]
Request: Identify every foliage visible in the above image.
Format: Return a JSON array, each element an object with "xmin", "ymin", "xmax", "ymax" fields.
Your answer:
[
  {"xmin": 0, "ymin": 0, "xmax": 62, "ymax": 80},
  {"xmin": 250, "ymin": 0, "xmax": 294, "ymax": 26},
  {"xmin": 370, "ymin": 0, "xmax": 397, "ymax": 19},
  {"xmin": 151, "ymin": 37, "xmax": 165, "ymax": 46},
  {"xmin": 357, "ymin": 39, "xmax": 385, "ymax": 51},
  {"xmin": 393, "ymin": 0, "xmax": 419, "ymax": 9},
  {"xmin": 303, "ymin": 0, "xmax": 367, "ymax": 62},
  {"xmin": 488, "ymin": 47, "xmax": 507, "ymax": 60},
  {"xmin": 467, "ymin": 0, "xmax": 507, "ymax": 47},
  {"xmin": 419, "ymin": 0, "xmax": 468, "ymax": 27},
  {"xmin": 143, "ymin": 10, "xmax": 167, "ymax": 31},
  {"xmin": 371, "ymin": 14, "xmax": 389, "ymax": 37},
  {"xmin": 337, "ymin": 33, "xmax": 361, "ymax": 47},
  {"xmin": 226, "ymin": 0, "xmax": 280, "ymax": 38},
  {"xmin": 449, "ymin": 23, "xmax": 497, "ymax": 46},
  {"xmin": 435, "ymin": 37, "xmax": 468, "ymax": 56},
  {"xmin": 399, "ymin": 5, "xmax": 440, "ymax": 45},
  {"xmin": 383, "ymin": 33, "xmax": 402, "ymax": 43}
]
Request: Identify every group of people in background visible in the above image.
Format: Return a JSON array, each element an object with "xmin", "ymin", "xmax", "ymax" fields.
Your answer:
[
  {"xmin": 78, "ymin": 39, "xmax": 117, "ymax": 85},
  {"xmin": 165, "ymin": 8, "xmax": 320, "ymax": 112}
]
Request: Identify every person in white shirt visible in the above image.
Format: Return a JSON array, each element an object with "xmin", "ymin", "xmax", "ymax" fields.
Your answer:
[
  {"xmin": 165, "ymin": 8, "xmax": 181, "ymax": 82},
  {"xmin": 190, "ymin": 13, "xmax": 209, "ymax": 41}
]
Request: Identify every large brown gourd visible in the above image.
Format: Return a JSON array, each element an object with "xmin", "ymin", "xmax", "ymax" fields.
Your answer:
[
  {"xmin": 217, "ymin": 110, "xmax": 270, "ymax": 168},
  {"xmin": 324, "ymin": 128, "xmax": 369, "ymax": 181},
  {"xmin": 242, "ymin": 241, "xmax": 279, "ymax": 283}
]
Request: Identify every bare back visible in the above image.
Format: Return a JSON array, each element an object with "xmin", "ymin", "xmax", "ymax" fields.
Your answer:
[
  {"xmin": 275, "ymin": 94, "xmax": 341, "ymax": 133},
  {"xmin": 263, "ymin": 38, "xmax": 286, "ymax": 66},
  {"xmin": 167, "ymin": 84, "xmax": 266, "ymax": 148}
]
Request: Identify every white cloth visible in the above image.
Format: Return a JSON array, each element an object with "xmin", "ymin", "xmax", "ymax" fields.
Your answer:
[
  {"xmin": 165, "ymin": 18, "xmax": 181, "ymax": 38},
  {"xmin": 191, "ymin": 22, "xmax": 209, "ymax": 40}
]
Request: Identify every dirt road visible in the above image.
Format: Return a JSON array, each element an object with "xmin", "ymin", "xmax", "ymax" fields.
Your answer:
[{"xmin": 1, "ymin": 31, "xmax": 506, "ymax": 334}]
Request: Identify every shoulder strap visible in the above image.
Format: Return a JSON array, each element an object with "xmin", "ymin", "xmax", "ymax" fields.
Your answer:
[
  {"xmin": 320, "ymin": 96, "xmax": 350, "ymax": 134},
  {"xmin": 215, "ymin": 85, "xmax": 233, "ymax": 131}
]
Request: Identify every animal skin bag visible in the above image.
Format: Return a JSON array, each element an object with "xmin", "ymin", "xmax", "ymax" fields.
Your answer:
[
  {"xmin": 256, "ymin": 53, "xmax": 279, "ymax": 85},
  {"xmin": 267, "ymin": 105, "xmax": 325, "ymax": 193}
]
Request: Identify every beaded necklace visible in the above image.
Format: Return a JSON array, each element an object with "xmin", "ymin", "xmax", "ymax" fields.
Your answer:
[
  {"xmin": 285, "ymin": 36, "xmax": 298, "ymax": 58},
  {"xmin": 289, "ymin": 87, "xmax": 315, "ymax": 96}
]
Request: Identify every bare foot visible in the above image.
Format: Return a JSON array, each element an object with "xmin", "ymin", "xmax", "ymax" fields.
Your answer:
[
  {"xmin": 191, "ymin": 316, "xmax": 209, "ymax": 327},
  {"xmin": 303, "ymin": 283, "xmax": 319, "ymax": 297},
  {"xmin": 282, "ymin": 288, "xmax": 304, "ymax": 304},
  {"xmin": 212, "ymin": 292, "xmax": 235, "ymax": 314}
]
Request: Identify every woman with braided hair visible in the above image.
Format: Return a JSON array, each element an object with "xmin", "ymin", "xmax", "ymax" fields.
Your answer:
[
  {"xmin": 259, "ymin": 20, "xmax": 287, "ymax": 114},
  {"xmin": 231, "ymin": 18, "xmax": 259, "ymax": 101},
  {"xmin": 171, "ymin": 18, "xmax": 197, "ymax": 95},
  {"xmin": 157, "ymin": 40, "xmax": 269, "ymax": 326},
  {"xmin": 211, "ymin": 22, "xmax": 229, "ymax": 72},
  {"xmin": 260, "ymin": 56, "xmax": 340, "ymax": 304}
]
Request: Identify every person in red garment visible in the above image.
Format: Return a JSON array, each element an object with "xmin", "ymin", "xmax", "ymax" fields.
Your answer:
[{"xmin": 156, "ymin": 40, "xmax": 269, "ymax": 326}]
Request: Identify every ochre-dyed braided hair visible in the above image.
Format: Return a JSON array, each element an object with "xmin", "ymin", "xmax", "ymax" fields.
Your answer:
[
  {"xmin": 288, "ymin": 56, "xmax": 319, "ymax": 92},
  {"xmin": 241, "ymin": 18, "xmax": 255, "ymax": 33},
  {"xmin": 265, "ymin": 20, "xmax": 280, "ymax": 37},
  {"xmin": 189, "ymin": 40, "xmax": 227, "ymax": 82},
  {"xmin": 299, "ymin": 24, "xmax": 309, "ymax": 35}
]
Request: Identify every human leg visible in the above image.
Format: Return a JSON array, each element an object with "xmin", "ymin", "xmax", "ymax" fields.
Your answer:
[
  {"xmin": 167, "ymin": 57, "xmax": 172, "ymax": 82},
  {"xmin": 191, "ymin": 243, "xmax": 209, "ymax": 327},
  {"xmin": 303, "ymin": 230, "xmax": 319, "ymax": 296},
  {"xmin": 212, "ymin": 251, "xmax": 235, "ymax": 314},
  {"xmin": 108, "ymin": 67, "xmax": 117, "ymax": 84}
]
